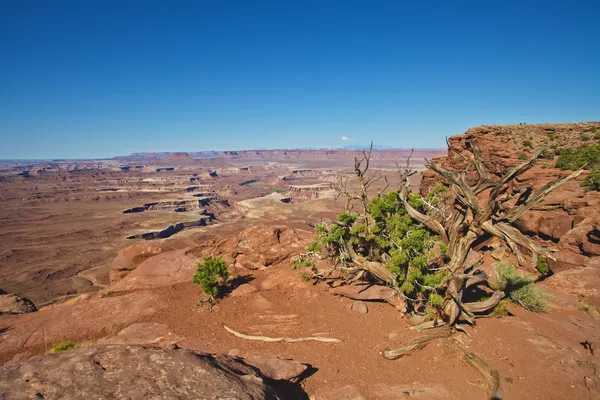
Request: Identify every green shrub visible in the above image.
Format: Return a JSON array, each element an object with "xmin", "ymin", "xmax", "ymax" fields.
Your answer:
[
  {"xmin": 492, "ymin": 299, "xmax": 510, "ymax": 317},
  {"xmin": 540, "ymin": 149, "xmax": 554, "ymax": 160},
  {"xmin": 517, "ymin": 152, "xmax": 528, "ymax": 160},
  {"xmin": 491, "ymin": 261, "xmax": 532, "ymax": 291},
  {"xmin": 590, "ymin": 126, "xmax": 598, "ymax": 134},
  {"xmin": 491, "ymin": 262, "xmax": 548, "ymax": 312},
  {"xmin": 193, "ymin": 256, "xmax": 230, "ymax": 299},
  {"xmin": 428, "ymin": 293, "xmax": 444, "ymax": 307},
  {"xmin": 582, "ymin": 167, "xmax": 600, "ymax": 191},
  {"xmin": 535, "ymin": 257, "xmax": 549, "ymax": 274},
  {"xmin": 594, "ymin": 133, "xmax": 600, "ymax": 140},
  {"xmin": 555, "ymin": 144, "xmax": 600, "ymax": 170},
  {"xmin": 51, "ymin": 339, "xmax": 74, "ymax": 353},
  {"xmin": 337, "ymin": 212, "xmax": 357, "ymax": 225},
  {"xmin": 522, "ymin": 140, "xmax": 533, "ymax": 149},
  {"xmin": 307, "ymin": 241, "xmax": 323, "ymax": 253},
  {"xmin": 581, "ymin": 134, "xmax": 590, "ymax": 142},
  {"xmin": 511, "ymin": 284, "xmax": 549, "ymax": 313}
]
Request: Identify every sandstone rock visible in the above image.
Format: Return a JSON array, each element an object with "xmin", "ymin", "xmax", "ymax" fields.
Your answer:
[
  {"xmin": 542, "ymin": 258, "xmax": 600, "ymax": 307},
  {"xmin": 244, "ymin": 354, "xmax": 308, "ymax": 380},
  {"xmin": 0, "ymin": 290, "xmax": 160, "ymax": 356},
  {"xmin": 96, "ymin": 323, "xmax": 181, "ymax": 346},
  {"xmin": 0, "ymin": 345, "xmax": 283, "ymax": 399},
  {"xmin": 330, "ymin": 283, "xmax": 406, "ymax": 314},
  {"xmin": 330, "ymin": 283, "xmax": 394, "ymax": 301},
  {"xmin": 0, "ymin": 294, "xmax": 36, "ymax": 314},
  {"xmin": 231, "ymin": 283, "xmax": 259, "ymax": 297},
  {"xmin": 107, "ymin": 249, "xmax": 200, "ymax": 291},
  {"xmin": 109, "ymin": 244, "xmax": 174, "ymax": 283},
  {"xmin": 348, "ymin": 301, "xmax": 368, "ymax": 314}
]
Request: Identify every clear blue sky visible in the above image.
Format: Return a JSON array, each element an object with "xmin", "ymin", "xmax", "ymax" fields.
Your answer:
[{"xmin": 1, "ymin": 0, "xmax": 599, "ymax": 159}]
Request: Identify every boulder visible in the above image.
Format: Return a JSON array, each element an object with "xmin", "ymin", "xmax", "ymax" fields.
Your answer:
[
  {"xmin": 243, "ymin": 354, "xmax": 308, "ymax": 380},
  {"xmin": 0, "ymin": 345, "xmax": 283, "ymax": 399},
  {"xmin": 109, "ymin": 244, "xmax": 174, "ymax": 284},
  {"xmin": 348, "ymin": 301, "xmax": 368, "ymax": 314},
  {"xmin": 0, "ymin": 294, "xmax": 36, "ymax": 314}
]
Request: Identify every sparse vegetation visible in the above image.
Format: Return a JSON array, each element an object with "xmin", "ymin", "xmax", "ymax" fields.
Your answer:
[
  {"xmin": 581, "ymin": 167, "xmax": 600, "ymax": 191},
  {"xmin": 303, "ymin": 139, "xmax": 576, "ymax": 336},
  {"xmin": 517, "ymin": 152, "xmax": 528, "ymax": 160},
  {"xmin": 522, "ymin": 140, "xmax": 533, "ymax": 149},
  {"xmin": 580, "ymin": 302, "xmax": 599, "ymax": 317},
  {"xmin": 491, "ymin": 262, "xmax": 549, "ymax": 313},
  {"xmin": 192, "ymin": 256, "xmax": 230, "ymax": 301},
  {"xmin": 535, "ymin": 257, "xmax": 549, "ymax": 275},
  {"xmin": 50, "ymin": 339, "xmax": 74, "ymax": 353},
  {"xmin": 100, "ymin": 290, "xmax": 114, "ymax": 298},
  {"xmin": 555, "ymin": 144, "xmax": 600, "ymax": 170},
  {"xmin": 580, "ymin": 134, "xmax": 590, "ymax": 142},
  {"xmin": 492, "ymin": 299, "xmax": 510, "ymax": 317}
]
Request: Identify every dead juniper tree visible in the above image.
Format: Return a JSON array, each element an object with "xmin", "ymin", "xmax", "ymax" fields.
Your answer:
[{"xmin": 309, "ymin": 139, "xmax": 582, "ymax": 331}]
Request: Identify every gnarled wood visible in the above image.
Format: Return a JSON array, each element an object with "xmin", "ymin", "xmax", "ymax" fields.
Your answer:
[
  {"xmin": 347, "ymin": 247, "xmax": 397, "ymax": 285},
  {"xmin": 463, "ymin": 351, "xmax": 503, "ymax": 400},
  {"xmin": 381, "ymin": 326, "xmax": 452, "ymax": 360},
  {"xmin": 224, "ymin": 326, "xmax": 342, "ymax": 343},
  {"xmin": 463, "ymin": 291, "xmax": 505, "ymax": 313}
]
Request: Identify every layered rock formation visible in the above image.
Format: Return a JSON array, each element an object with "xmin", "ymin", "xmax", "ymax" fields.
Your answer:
[
  {"xmin": 0, "ymin": 345, "xmax": 283, "ymax": 399},
  {"xmin": 420, "ymin": 122, "xmax": 600, "ymax": 304}
]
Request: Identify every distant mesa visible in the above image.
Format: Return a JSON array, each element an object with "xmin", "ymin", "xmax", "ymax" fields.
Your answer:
[{"xmin": 164, "ymin": 152, "xmax": 194, "ymax": 162}]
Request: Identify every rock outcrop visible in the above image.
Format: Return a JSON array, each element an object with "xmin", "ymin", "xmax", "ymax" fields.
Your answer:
[
  {"xmin": 188, "ymin": 224, "xmax": 312, "ymax": 271},
  {"xmin": 164, "ymin": 152, "xmax": 194, "ymax": 163},
  {"xmin": 421, "ymin": 123, "xmax": 600, "ymax": 267},
  {"xmin": 0, "ymin": 293, "xmax": 37, "ymax": 314},
  {"xmin": 0, "ymin": 345, "xmax": 283, "ymax": 399}
]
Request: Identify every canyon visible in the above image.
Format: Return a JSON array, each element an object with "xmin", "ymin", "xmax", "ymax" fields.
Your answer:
[{"xmin": 1, "ymin": 126, "xmax": 599, "ymax": 399}]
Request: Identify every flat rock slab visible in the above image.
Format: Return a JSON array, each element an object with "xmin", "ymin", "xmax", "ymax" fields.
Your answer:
[
  {"xmin": 0, "ymin": 294, "xmax": 36, "ymax": 314},
  {"xmin": 108, "ymin": 249, "xmax": 200, "ymax": 291},
  {"xmin": 348, "ymin": 301, "xmax": 368, "ymax": 314},
  {"xmin": 0, "ymin": 345, "xmax": 283, "ymax": 400},
  {"xmin": 97, "ymin": 322, "xmax": 182, "ymax": 346},
  {"xmin": 244, "ymin": 354, "xmax": 308, "ymax": 380}
]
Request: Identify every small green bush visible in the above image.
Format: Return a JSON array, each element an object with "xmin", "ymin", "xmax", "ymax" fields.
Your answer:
[
  {"xmin": 51, "ymin": 339, "xmax": 74, "ymax": 353},
  {"xmin": 428, "ymin": 293, "xmax": 444, "ymax": 307},
  {"xmin": 511, "ymin": 284, "xmax": 549, "ymax": 313},
  {"xmin": 522, "ymin": 140, "xmax": 533, "ymax": 149},
  {"xmin": 193, "ymin": 256, "xmax": 230, "ymax": 299},
  {"xmin": 517, "ymin": 152, "xmax": 528, "ymax": 160},
  {"xmin": 536, "ymin": 257, "xmax": 549, "ymax": 274},
  {"xmin": 590, "ymin": 126, "xmax": 598, "ymax": 134},
  {"xmin": 491, "ymin": 262, "xmax": 548, "ymax": 313},
  {"xmin": 492, "ymin": 299, "xmax": 510, "ymax": 317},
  {"xmin": 582, "ymin": 167, "xmax": 600, "ymax": 191},
  {"xmin": 307, "ymin": 241, "xmax": 323, "ymax": 253},
  {"xmin": 594, "ymin": 133, "xmax": 600, "ymax": 140},
  {"xmin": 581, "ymin": 134, "xmax": 590, "ymax": 142}
]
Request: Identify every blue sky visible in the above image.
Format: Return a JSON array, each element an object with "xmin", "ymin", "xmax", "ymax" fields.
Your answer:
[{"xmin": 1, "ymin": 0, "xmax": 599, "ymax": 159}]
